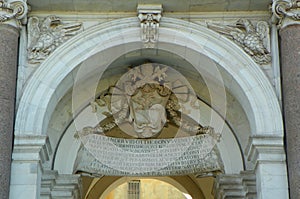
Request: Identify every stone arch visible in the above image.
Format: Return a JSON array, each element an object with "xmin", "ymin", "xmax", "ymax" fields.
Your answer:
[
  {"xmin": 15, "ymin": 17, "xmax": 282, "ymax": 139},
  {"xmin": 13, "ymin": 16, "xmax": 286, "ymax": 199},
  {"xmin": 85, "ymin": 176, "xmax": 205, "ymax": 199}
]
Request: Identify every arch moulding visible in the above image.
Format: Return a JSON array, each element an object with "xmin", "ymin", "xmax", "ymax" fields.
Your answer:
[{"xmin": 13, "ymin": 16, "xmax": 288, "ymax": 199}]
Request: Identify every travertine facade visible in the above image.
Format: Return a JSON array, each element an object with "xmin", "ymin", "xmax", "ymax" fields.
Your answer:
[{"xmin": 1, "ymin": 0, "xmax": 299, "ymax": 199}]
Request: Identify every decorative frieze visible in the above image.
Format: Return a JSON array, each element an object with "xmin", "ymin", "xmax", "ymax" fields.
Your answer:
[
  {"xmin": 207, "ymin": 19, "xmax": 271, "ymax": 65},
  {"xmin": 27, "ymin": 15, "xmax": 82, "ymax": 64},
  {"xmin": 0, "ymin": 0, "xmax": 28, "ymax": 26},
  {"xmin": 137, "ymin": 4, "xmax": 162, "ymax": 48}
]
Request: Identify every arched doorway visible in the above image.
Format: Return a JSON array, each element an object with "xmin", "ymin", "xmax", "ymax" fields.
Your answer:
[{"xmin": 12, "ymin": 16, "xmax": 287, "ymax": 199}]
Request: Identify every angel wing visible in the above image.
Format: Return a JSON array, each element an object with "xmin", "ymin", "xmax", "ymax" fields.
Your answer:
[{"xmin": 27, "ymin": 17, "xmax": 40, "ymax": 49}]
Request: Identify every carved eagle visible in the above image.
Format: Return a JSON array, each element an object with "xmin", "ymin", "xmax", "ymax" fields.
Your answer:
[
  {"xmin": 28, "ymin": 15, "xmax": 82, "ymax": 63},
  {"xmin": 207, "ymin": 19, "xmax": 271, "ymax": 65}
]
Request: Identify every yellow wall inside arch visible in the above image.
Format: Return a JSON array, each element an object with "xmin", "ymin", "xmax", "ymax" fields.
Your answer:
[{"xmin": 104, "ymin": 179, "xmax": 187, "ymax": 199}]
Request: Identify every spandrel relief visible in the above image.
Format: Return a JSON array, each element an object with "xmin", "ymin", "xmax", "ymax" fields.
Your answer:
[
  {"xmin": 27, "ymin": 15, "xmax": 82, "ymax": 64},
  {"xmin": 207, "ymin": 19, "xmax": 271, "ymax": 65}
]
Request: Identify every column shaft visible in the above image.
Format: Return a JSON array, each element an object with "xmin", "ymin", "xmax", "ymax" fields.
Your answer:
[
  {"xmin": 0, "ymin": 24, "xmax": 19, "ymax": 199},
  {"xmin": 280, "ymin": 24, "xmax": 300, "ymax": 198}
]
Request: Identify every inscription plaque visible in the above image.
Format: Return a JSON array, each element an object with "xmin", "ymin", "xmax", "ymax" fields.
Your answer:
[{"xmin": 75, "ymin": 134, "xmax": 223, "ymax": 176}]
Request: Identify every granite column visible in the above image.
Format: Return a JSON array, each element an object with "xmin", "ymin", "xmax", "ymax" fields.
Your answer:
[
  {"xmin": 280, "ymin": 24, "xmax": 300, "ymax": 198},
  {"xmin": 273, "ymin": 0, "xmax": 300, "ymax": 198},
  {"xmin": 0, "ymin": 23, "xmax": 19, "ymax": 199},
  {"xmin": 0, "ymin": 1, "xmax": 28, "ymax": 198}
]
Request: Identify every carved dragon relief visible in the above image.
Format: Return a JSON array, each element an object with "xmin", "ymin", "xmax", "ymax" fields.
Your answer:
[
  {"xmin": 207, "ymin": 19, "xmax": 271, "ymax": 65},
  {"xmin": 27, "ymin": 15, "xmax": 82, "ymax": 64},
  {"xmin": 76, "ymin": 63, "xmax": 220, "ymax": 140}
]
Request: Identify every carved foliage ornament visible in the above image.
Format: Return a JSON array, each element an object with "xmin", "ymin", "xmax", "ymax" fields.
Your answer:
[
  {"xmin": 207, "ymin": 19, "xmax": 271, "ymax": 65},
  {"xmin": 0, "ymin": 0, "xmax": 28, "ymax": 24},
  {"xmin": 137, "ymin": 4, "xmax": 162, "ymax": 48},
  {"xmin": 272, "ymin": 0, "xmax": 300, "ymax": 25},
  {"xmin": 27, "ymin": 15, "xmax": 82, "ymax": 64}
]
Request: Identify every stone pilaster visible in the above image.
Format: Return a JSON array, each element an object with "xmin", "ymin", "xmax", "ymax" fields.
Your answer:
[
  {"xmin": 245, "ymin": 135, "xmax": 289, "ymax": 199},
  {"xmin": 10, "ymin": 135, "xmax": 51, "ymax": 199},
  {"xmin": 41, "ymin": 170, "xmax": 82, "ymax": 199},
  {"xmin": 213, "ymin": 171, "xmax": 256, "ymax": 199},
  {"xmin": 272, "ymin": 1, "xmax": 300, "ymax": 198},
  {"xmin": 0, "ymin": 1, "xmax": 28, "ymax": 198}
]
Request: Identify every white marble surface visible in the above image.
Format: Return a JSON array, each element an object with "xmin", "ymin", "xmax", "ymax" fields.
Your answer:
[{"xmin": 13, "ymin": 16, "xmax": 288, "ymax": 198}]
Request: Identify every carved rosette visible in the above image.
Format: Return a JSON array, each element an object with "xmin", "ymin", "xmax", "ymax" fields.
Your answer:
[
  {"xmin": 272, "ymin": 0, "xmax": 300, "ymax": 27},
  {"xmin": 137, "ymin": 4, "xmax": 162, "ymax": 48},
  {"xmin": 0, "ymin": 0, "xmax": 28, "ymax": 27}
]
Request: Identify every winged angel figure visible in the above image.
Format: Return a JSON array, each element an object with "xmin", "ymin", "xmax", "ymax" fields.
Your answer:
[
  {"xmin": 207, "ymin": 19, "xmax": 271, "ymax": 65},
  {"xmin": 27, "ymin": 15, "xmax": 82, "ymax": 63}
]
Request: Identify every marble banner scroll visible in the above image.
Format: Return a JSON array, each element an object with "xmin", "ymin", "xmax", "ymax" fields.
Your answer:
[{"xmin": 75, "ymin": 134, "xmax": 223, "ymax": 176}]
